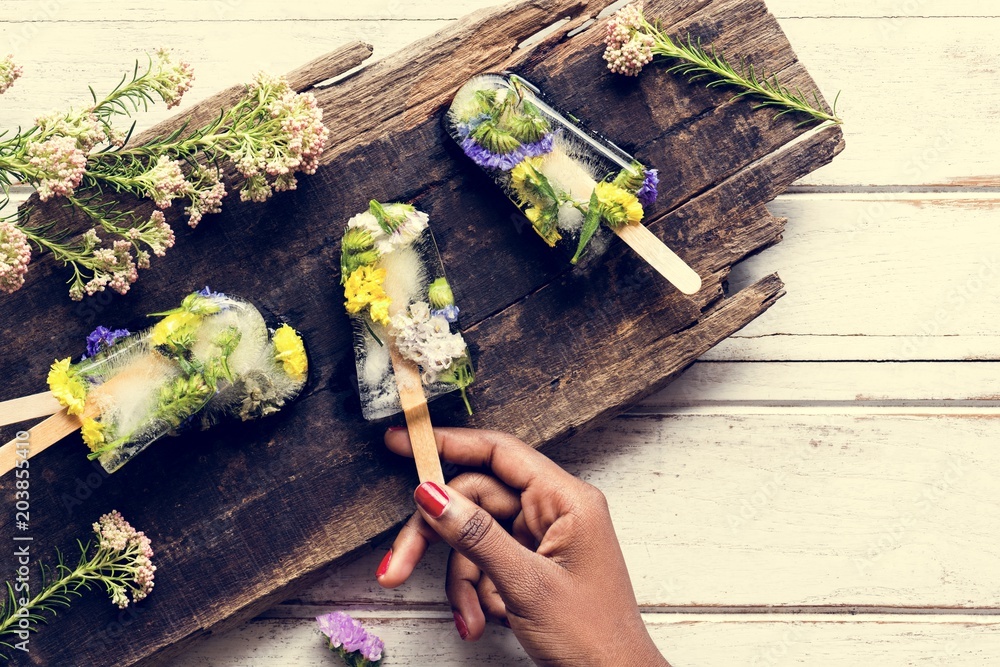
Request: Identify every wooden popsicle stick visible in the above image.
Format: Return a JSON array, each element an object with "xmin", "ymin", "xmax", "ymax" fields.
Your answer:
[
  {"xmin": 0, "ymin": 391, "xmax": 63, "ymax": 427},
  {"xmin": 615, "ymin": 223, "xmax": 703, "ymax": 295},
  {"xmin": 389, "ymin": 345, "xmax": 446, "ymax": 487},
  {"xmin": 0, "ymin": 407, "xmax": 87, "ymax": 477}
]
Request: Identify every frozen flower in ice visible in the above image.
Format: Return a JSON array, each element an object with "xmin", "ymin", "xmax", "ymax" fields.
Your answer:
[
  {"xmin": 272, "ymin": 323, "xmax": 308, "ymax": 383},
  {"xmin": 84, "ymin": 325, "xmax": 131, "ymax": 359},
  {"xmin": 431, "ymin": 305, "xmax": 460, "ymax": 323},
  {"xmin": 520, "ymin": 133, "xmax": 555, "ymax": 160},
  {"xmin": 150, "ymin": 48, "xmax": 194, "ymax": 109},
  {"xmin": 81, "ymin": 417, "xmax": 106, "ymax": 452},
  {"xmin": 316, "ymin": 611, "xmax": 384, "ymax": 664},
  {"xmin": 47, "ymin": 358, "xmax": 88, "ymax": 416},
  {"xmin": 427, "ymin": 277, "xmax": 455, "ymax": 309},
  {"xmin": 460, "ymin": 136, "xmax": 525, "ymax": 171},
  {"xmin": 25, "ymin": 135, "xmax": 87, "ymax": 200},
  {"xmin": 637, "ymin": 168, "xmax": 659, "ymax": 206},
  {"xmin": 0, "ymin": 54, "xmax": 21, "ymax": 94},
  {"xmin": 93, "ymin": 510, "xmax": 156, "ymax": 608},
  {"xmin": 340, "ymin": 227, "xmax": 380, "ymax": 283},
  {"xmin": 0, "ymin": 220, "xmax": 32, "ymax": 294},
  {"xmin": 350, "ymin": 201, "xmax": 429, "ymax": 256},
  {"xmin": 604, "ymin": 3, "xmax": 655, "ymax": 76},
  {"xmin": 390, "ymin": 301, "xmax": 468, "ymax": 384},
  {"xmin": 594, "ymin": 181, "xmax": 644, "ymax": 228},
  {"xmin": 455, "ymin": 112, "xmax": 491, "ymax": 139},
  {"xmin": 344, "ymin": 265, "xmax": 392, "ymax": 327}
]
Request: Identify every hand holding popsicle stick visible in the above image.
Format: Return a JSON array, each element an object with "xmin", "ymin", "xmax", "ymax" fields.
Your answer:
[
  {"xmin": 341, "ymin": 201, "xmax": 475, "ymax": 484},
  {"xmin": 446, "ymin": 73, "xmax": 702, "ymax": 295}
]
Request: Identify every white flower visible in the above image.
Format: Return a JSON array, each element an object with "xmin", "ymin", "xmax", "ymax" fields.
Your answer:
[
  {"xmin": 348, "ymin": 207, "xmax": 429, "ymax": 256},
  {"xmin": 390, "ymin": 301, "xmax": 469, "ymax": 384}
]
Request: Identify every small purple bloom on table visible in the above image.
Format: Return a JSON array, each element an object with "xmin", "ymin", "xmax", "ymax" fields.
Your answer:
[
  {"xmin": 317, "ymin": 611, "xmax": 384, "ymax": 665},
  {"xmin": 637, "ymin": 168, "xmax": 659, "ymax": 207},
  {"xmin": 84, "ymin": 326, "xmax": 131, "ymax": 359}
]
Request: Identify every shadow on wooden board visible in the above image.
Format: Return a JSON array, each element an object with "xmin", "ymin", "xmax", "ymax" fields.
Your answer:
[{"xmin": 0, "ymin": 0, "xmax": 842, "ymax": 664}]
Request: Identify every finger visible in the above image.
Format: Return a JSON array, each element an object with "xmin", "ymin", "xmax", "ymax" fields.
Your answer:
[
  {"xmin": 375, "ymin": 510, "xmax": 440, "ymax": 589},
  {"xmin": 386, "ymin": 427, "xmax": 572, "ymax": 492},
  {"xmin": 511, "ymin": 513, "xmax": 540, "ymax": 550},
  {"xmin": 476, "ymin": 573, "xmax": 507, "ymax": 625},
  {"xmin": 446, "ymin": 550, "xmax": 485, "ymax": 641},
  {"xmin": 413, "ymin": 480, "xmax": 559, "ymax": 604},
  {"xmin": 448, "ymin": 472, "xmax": 522, "ymax": 523}
]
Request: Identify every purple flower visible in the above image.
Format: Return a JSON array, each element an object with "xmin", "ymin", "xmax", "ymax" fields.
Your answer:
[
  {"xmin": 317, "ymin": 612, "xmax": 383, "ymax": 663},
  {"xmin": 84, "ymin": 326, "xmax": 131, "ymax": 359},
  {"xmin": 460, "ymin": 137, "xmax": 524, "ymax": 171},
  {"xmin": 636, "ymin": 168, "xmax": 659, "ymax": 207},
  {"xmin": 432, "ymin": 305, "xmax": 461, "ymax": 323},
  {"xmin": 521, "ymin": 133, "xmax": 555, "ymax": 159},
  {"xmin": 455, "ymin": 113, "xmax": 490, "ymax": 139}
]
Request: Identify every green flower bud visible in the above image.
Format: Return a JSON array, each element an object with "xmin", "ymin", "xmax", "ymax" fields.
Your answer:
[
  {"xmin": 428, "ymin": 277, "xmax": 455, "ymax": 309},
  {"xmin": 472, "ymin": 121, "xmax": 521, "ymax": 154}
]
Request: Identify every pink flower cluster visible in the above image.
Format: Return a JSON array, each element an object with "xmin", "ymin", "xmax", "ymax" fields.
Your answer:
[
  {"xmin": 0, "ymin": 54, "xmax": 23, "ymax": 94},
  {"xmin": 144, "ymin": 210, "xmax": 177, "ymax": 256},
  {"xmin": 604, "ymin": 3, "xmax": 655, "ymax": 77},
  {"xmin": 93, "ymin": 510, "xmax": 156, "ymax": 609},
  {"xmin": 0, "ymin": 220, "xmax": 32, "ymax": 294},
  {"xmin": 184, "ymin": 168, "xmax": 227, "ymax": 228},
  {"xmin": 35, "ymin": 108, "xmax": 108, "ymax": 152},
  {"xmin": 25, "ymin": 135, "xmax": 87, "ymax": 201},
  {"xmin": 143, "ymin": 155, "xmax": 190, "ymax": 209},
  {"xmin": 235, "ymin": 73, "xmax": 329, "ymax": 202},
  {"xmin": 151, "ymin": 48, "xmax": 195, "ymax": 109}
]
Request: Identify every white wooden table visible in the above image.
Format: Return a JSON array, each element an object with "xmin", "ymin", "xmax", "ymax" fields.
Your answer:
[{"xmin": 3, "ymin": 1, "xmax": 999, "ymax": 664}]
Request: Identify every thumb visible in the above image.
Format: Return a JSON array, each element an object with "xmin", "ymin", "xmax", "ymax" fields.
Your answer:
[{"xmin": 414, "ymin": 481, "xmax": 551, "ymax": 599}]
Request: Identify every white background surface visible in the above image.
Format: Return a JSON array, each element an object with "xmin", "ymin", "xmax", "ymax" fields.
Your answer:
[{"xmin": 2, "ymin": 0, "xmax": 998, "ymax": 664}]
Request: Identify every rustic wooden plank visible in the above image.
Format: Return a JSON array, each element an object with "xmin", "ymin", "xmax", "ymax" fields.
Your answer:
[
  {"xmin": 0, "ymin": 0, "xmax": 843, "ymax": 664},
  {"xmin": 295, "ymin": 412, "xmax": 1000, "ymax": 609},
  {"xmin": 171, "ymin": 614, "xmax": 1000, "ymax": 666}
]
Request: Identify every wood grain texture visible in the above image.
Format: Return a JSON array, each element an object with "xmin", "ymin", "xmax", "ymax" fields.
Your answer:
[
  {"xmin": 172, "ymin": 614, "xmax": 1000, "ymax": 666},
  {"xmin": 0, "ymin": 0, "xmax": 842, "ymax": 664}
]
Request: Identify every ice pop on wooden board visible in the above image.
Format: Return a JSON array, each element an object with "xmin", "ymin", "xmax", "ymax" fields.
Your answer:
[
  {"xmin": 340, "ymin": 200, "xmax": 474, "ymax": 485},
  {"xmin": 0, "ymin": 289, "xmax": 310, "ymax": 476},
  {"xmin": 445, "ymin": 73, "xmax": 702, "ymax": 295}
]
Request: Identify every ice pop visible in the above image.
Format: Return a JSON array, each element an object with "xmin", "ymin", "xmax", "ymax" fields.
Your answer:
[
  {"xmin": 446, "ymin": 73, "xmax": 702, "ymax": 295},
  {"xmin": 341, "ymin": 200, "xmax": 474, "ymax": 484},
  {"xmin": 0, "ymin": 289, "xmax": 308, "ymax": 474}
]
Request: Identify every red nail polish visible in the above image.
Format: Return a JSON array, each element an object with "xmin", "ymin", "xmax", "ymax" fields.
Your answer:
[
  {"xmin": 375, "ymin": 549, "xmax": 392, "ymax": 579},
  {"xmin": 387, "ymin": 425, "xmax": 406, "ymax": 432},
  {"xmin": 414, "ymin": 481, "xmax": 449, "ymax": 518},
  {"xmin": 453, "ymin": 610, "xmax": 470, "ymax": 640}
]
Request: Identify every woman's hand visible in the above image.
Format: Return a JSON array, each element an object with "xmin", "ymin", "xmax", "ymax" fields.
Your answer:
[{"xmin": 376, "ymin": 427, "xmax": 669, "ymax": 667}]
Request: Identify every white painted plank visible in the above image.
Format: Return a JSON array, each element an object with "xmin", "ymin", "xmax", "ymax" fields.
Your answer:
[
  {"xmin": 644, "ymin": 361, "xmax": 1000, "ymax": 406},
  {"xmin": 706, "ymin": 194, "xmax": 1000, "ymax": 361},
  {"xmin": 2, "ymin": 15, "xmax": 1000, "ymax": 188},
  {"xmin": 0, "ymin": 0, "xmax": 993, "ymax": 22},
  {"xmin": 291, "ymin": 414, "xmax": 1000, "ymax": 608},
  {"xmin": 172, "ymin": 614, "xmax": 1000, "ymax": 666}
]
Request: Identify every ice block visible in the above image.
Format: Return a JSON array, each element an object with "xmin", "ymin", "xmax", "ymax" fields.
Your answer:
[
  {"xmin": 0, "ymin": 289, "xmax": 308, "ymax": 474},
  {"xmin": 446, "ymin": 73, "xmax": 702, "ymax": 295},
  {"xmin": 341, "ymin": 200, "xmax": 475, "ymax": 484}
]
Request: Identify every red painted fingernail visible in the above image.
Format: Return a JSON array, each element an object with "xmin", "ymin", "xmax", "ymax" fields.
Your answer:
[
  {"xmin": 414, "ymin": 481, "xmax": 449, "ymax": 518},
  {"xmin": 453, "ymin": 610, "xmax": 470, "ymax": 640},
  {"xmin": 387, "ymin": 425, "xmax": 406, "ymax": 432},
  {"xmin": 375, "ymin": 549, "xmax": 392, "ymax": 579}
]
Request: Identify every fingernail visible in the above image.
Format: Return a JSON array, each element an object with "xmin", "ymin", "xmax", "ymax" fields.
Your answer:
[
  {"xmin": 453, "ymin": 610, "xmax": 470, "ymax": 640},
  {"xmin": 387, "ymin": 425, "xmax": 406, "ymax": 433},
  {"xmin": 414, "ymin": 481, "xmax": 449, "ymax": 518},
  {"xmin": 375, "ymin": 549, "xmax": 392, "ymax": 579}
]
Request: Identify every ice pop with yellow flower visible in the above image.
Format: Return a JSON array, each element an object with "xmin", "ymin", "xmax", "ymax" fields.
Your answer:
[
  {"xmin": 340, "ymin": 200, "xmax": 474, "ymax": 485},
  {"xmin": 0, "ymin": 288, "xmax": 308, "ymax": 475},
  {"xmin": 446, "ymin": 73, "xmax": 701, "ymax": 295}
]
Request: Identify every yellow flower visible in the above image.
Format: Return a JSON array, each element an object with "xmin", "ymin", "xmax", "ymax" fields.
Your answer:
[
  {"xmin": 47, "ymin": 358, "xmax": 87, "ymax": 416},
  {"xmin": 344, "ymin": 265, "xmax": 392, "ymax": 324},
  {"xmin": 369, "ymin": 297, "xmax": 392, "ymax": 327},
  {"xmin": 525, "ymin": 207, "xmax": 561, "ymax": 247},
  {"xmin": 81, "ymin": 417, "xmax": 106, "ymax": 453},
  {"xmin": 272, "ymin": 324, "xmax": 308, "ymax": 383},
  {"xmin": 510, "ymin": 157, "xmax": 548, "ymax": 208},
  {"xmin": 594, "ymin": 182, "xmax": 644, "ymax": 227},
  {"xmin": 150, "ymin": 310, "xmax": 200, "ymax": 347}
]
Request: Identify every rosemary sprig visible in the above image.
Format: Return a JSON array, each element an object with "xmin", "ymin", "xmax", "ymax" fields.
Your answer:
[{"xmin": 650, "ymin": 28, "xmax": 841, "ymax": 127}]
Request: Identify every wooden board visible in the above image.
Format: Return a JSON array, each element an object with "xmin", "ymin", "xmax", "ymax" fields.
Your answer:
[{"xmin": 0, "ymin": 0, "xmax": 843, "ymax": 664}]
